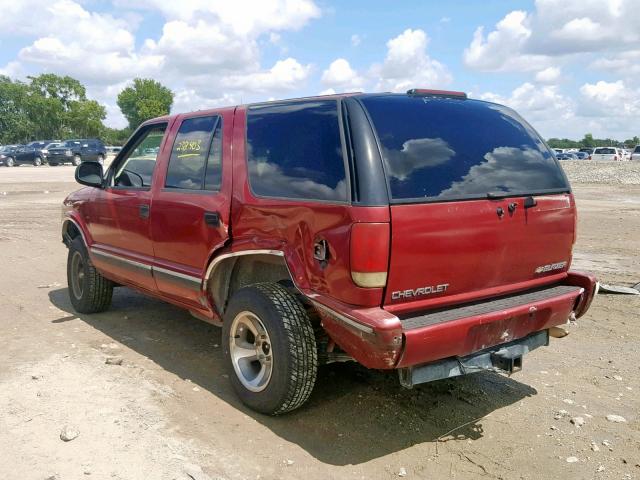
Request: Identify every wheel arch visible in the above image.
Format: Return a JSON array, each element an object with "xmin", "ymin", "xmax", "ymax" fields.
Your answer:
[
  {"xmin": 204, "ymin": 250, "xmax": 299, "ymax": 315},
  {"xmin": 62, "ymin": 217, "xmax": 89, "ymax": 249}
]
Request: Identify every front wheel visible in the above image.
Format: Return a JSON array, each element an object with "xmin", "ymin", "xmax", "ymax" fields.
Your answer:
[
  {"xmin": 67, "ymin": 236, "xmax": 113, "ymax": 313},
  {"xmin": 33, "ymin": 156, "xmax": 42, "ymax": 166},
  {"xmin": 5, "ymin": 157, "xmax": 15, "ymax": 167},
  {"xmin": 223, "ymin": 283, "xmax": 318, "ymax": 415},
  {"xmin": 72, "ymin": 155, "xmax": 81, "ymax": 166}
]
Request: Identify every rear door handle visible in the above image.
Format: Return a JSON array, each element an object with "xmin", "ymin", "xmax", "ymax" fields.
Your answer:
[
  {"xmin": 204, "ymin": 211, "xmax": 220, "ymax": 227},
  {"xmin": 139, "ymin": 204, "xmax": 150, "ymax": 219}
]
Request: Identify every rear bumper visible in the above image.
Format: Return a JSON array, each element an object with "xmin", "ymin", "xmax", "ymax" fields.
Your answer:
[
  {"xmin": 309, "ymin": 270, "xmax": 597, "ymax": 370},
  {"xmin": 398, "ymin": 330, "xmax": 549, "ymax": 387}
]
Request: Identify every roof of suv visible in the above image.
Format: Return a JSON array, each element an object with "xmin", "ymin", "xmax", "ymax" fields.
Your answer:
[{"xmin": 159, "ymin": 90, "xmax": 477, "ymax": 124}]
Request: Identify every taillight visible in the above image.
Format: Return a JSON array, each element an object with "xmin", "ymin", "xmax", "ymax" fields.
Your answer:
[
  {"xmin": 588, "ymin": 155, "xmax": 591, "ymax": 160},
  {"xmin": 350, "ymin": 223, "xmax": 390, "ymax": 288},
  {"xmin": 614, "ymin": 156, "xmax": 618, "ymax": 161}
]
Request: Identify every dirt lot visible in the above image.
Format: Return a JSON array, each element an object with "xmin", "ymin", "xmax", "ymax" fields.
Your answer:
[{"xmin": 0, "ymin": 165, "xmax": 638, "ymax": 480}]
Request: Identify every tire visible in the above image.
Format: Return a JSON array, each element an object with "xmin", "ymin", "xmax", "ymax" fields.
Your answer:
[
  {"xmin": 33, "ymin": 156, "xmax": 42, "ymax": 167},
  {"xmin": 223, "ymin": 283, "xmax": 318, "ymax": 415},
  {"xmin": 67, "ymin": 236, "xmax": 113, "ymax": 314},
  {"xmin": 97, "ymin": 154, "xmax": 105, "ymax": 165},
  {"xmin": 72, "ymin": 155, "xmax": 81, "ymax": 166},
  {"xmin": 5, "ymin": 157, "xmax": 15, "ymax": 167}
]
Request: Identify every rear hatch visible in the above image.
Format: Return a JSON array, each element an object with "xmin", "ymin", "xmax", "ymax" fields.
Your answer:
[{"xmin": 359, "ymin": 94, "xmax": 574, "ymax": 313}]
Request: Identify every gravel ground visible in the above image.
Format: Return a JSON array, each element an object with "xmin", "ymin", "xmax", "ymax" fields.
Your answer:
[
  {"xmin": 0, "ymin": 165, "xmax": 638, "ymax": 480},
  {"xmin": 560, "ymin": 160, "xmax": 640, "ymax": 185}
]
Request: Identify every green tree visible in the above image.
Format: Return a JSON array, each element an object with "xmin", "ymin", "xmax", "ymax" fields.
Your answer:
[
  {"xmin": 0, "ymin": 76, "xmax": 32, "ymax": 144},
  {"xmin": 28, "ymin": 74, "xmax": 86, "ymax": 107},
  {"xmin": 67, "ymin": 100, "xmax": 106, "ymax": 138},
  {"xmin": 581, "ymin": 133, "xmax": 595, "ymax": 148},
  {"xmin": 117, "ymin": 78, "xmax": 173, "ymax": 130}
]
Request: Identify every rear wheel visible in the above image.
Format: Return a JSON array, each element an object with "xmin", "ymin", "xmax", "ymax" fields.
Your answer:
[
  {"xmin": 33, "ymin": 156, "xmax": 42, "ymax": 167},
  {"xmin": 72, "ymin": 155, "xmax": 81, "ymax": 166},
  {"xmin": 5, "ymin": 157, "xmax": 15, "ymax": 167},
  {"xmin": 223, "ymin": 283, "xmax": 318, "ymax": 415},
  {"xmin": 67, "ymin": 236, "xmax": 113, "ymax": 313}
]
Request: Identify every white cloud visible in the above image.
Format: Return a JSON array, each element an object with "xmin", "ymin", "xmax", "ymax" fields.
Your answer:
[
  {"xmin": 579, "ymin": 80, "xmax": 640, "ymax": 117},
  {"xmin": 464, "ymin": 11, "xmax": 551, "ymax": 72},
  {"xmin": 0, "ymin": 0, "xmax": 321, "ymax": 126},
  {"xmin": 114, "ymin": 0, "xmax": 321, "ymax": 36},
  {"xmin": 535, "ymin": 66, "xmax": 561, "ymax": 83},
  {"xmin": 464, "ymin": 0, "xmax": 640, "ymax": 72},
  {"xmin": 0, "ymin": 61, "xmax": 24, "ymax": 78},
  {"xmin": 144, "ymin": 20, "xmax": 258, "ymax": 74},
  {"xmin": 321, "ymin": 59, "xmax": 364, "ymax": 91},
  {"xmin": 350, "ymin": 34, "xmax": 361, "ymax": 46},
  {"xmin": 371, "ymin": 28, "xmax": 452, "ymax": 92},
  {"xmin": 218, "ymin": 58, "xmax": 311, "ymax": 93}
]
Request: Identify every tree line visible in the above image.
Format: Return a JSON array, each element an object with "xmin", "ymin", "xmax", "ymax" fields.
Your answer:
[
  {"xmin": 0, "ymin": 74, "xmax": 173, "ymax": 146},
  {"xmin": 547, "ymin": 133, "xmax": 640, "ymax": 149}
]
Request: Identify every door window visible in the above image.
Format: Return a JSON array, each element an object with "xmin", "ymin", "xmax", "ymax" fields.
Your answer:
[
  {"xmin": 165, "ymin": 116, "xmax": 222, "ymax": 191},
  {"xmin": 113, "ymin": 124, "xmax": 167, "ymax": 188}
]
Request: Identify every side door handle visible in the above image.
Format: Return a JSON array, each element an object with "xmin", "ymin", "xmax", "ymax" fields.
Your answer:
[
  {"xmin": 139, "ymin": 204, "xmax": 150, "ymax": 219},
  {"xmin": 204, "ymin": 211, "xmax": 220, "ymax": 227}
]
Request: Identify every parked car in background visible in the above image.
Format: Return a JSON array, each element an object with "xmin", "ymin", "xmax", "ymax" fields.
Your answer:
[
  {"xmin": 556, "ymin": 152, "xmax": 578, "ymax": 160},
  {"xmin": 47, "ymin": 139, "xmax": 107, "ymax": 166},
  {"xmin": 591, "ymin": 147, "xmax": 620, "ymax": 161},
  {"xmin": 0, "ymin": 145, "xmax": 20, "ymax": 166},
  {"xmin": 575, "ymin": 152, "xmax": 589, "ymax": 160},
  {"xmin": 631, "ymin": 145, "xmax": 640, "ymax": 161},
  {"xmin": 578, "ymin": 148, "xmax": 593, "ymax": 156},
  {"xmin": 553, "ymin": 148, "xmax": 564, "ymax": 154},
  {"xmin": 8, "ymin": 144, "xmax": 50, "ymax": 166}
]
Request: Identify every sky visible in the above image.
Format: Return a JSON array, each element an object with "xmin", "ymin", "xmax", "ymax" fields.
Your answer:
[{"xmin": 1, "ymin": 0, "xmax": 639, "ymax": 140}]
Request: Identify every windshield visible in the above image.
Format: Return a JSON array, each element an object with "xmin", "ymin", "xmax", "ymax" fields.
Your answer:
[
  {"xmin": 360, "ymin": 95, "xmax": 569, "ymax": 202},
  {"xmin": 594, "ymin": 148, "xmax": 615, "ymax": 154}
]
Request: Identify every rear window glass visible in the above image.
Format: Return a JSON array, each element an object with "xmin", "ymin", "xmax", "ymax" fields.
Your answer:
[
  {"xmin": 594, "ymin": 148, "xmax": 615, "ymax": 154},
  {"xmin": 361, "ymin": 96, "xmax": 569, "ymax": 201},
  {"xmin": 633, "ymin": 146, "xmax": 640, "ymax": 153},
  {"xmin": 246, "ymin": 100, "xmax": 347, "ymax": 202}
]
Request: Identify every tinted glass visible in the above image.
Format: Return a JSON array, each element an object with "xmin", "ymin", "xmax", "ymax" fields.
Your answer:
[
  {"xmin": 634, "ymin": 146, "xmax": 640, "ymax": 153},
  {"xmin": 165, "ymin": 116, "xmax": 218, "ymax": 190},
  {"xmin": 361, "ymin": 95, "xmax": 569, "ymax": 201},
  {"xmin": 595, "ymin": 148, "xmax": 615, "ymax": 154},
  {"xmin": 204, "ymin": 121, "xmax": 223, "ymax": 191},
  {"xmin": 247, "ymin": 100, "xmax": 347, "ymax": 201},
  {"xmin": 114, "ymin": 125, "xmax": 166, "ymax": 188}
]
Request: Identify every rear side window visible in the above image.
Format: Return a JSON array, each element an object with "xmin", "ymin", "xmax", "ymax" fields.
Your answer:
[
  {"xmin": 594, "ymin": 148, "xmax": 615, "ymax": 154},
  {"xmin": 246, "ymin": 100, "xmax": 347, "ymax": 202},
  {"xmin": 361, "ymin": 96, "xmax": 569, "ymax": 202},
  {"xmin": 634, "ymin": 146, "xmax": 640, "ymax": 153},
  {"xmin": 165, "ymin": 116, "xmax": 222, "ymax": 191}
]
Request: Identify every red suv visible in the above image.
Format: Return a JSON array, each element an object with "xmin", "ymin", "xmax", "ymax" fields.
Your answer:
[{"xmin": 62, "ymin": 90, "xmax": 597, "ymax": 415}]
